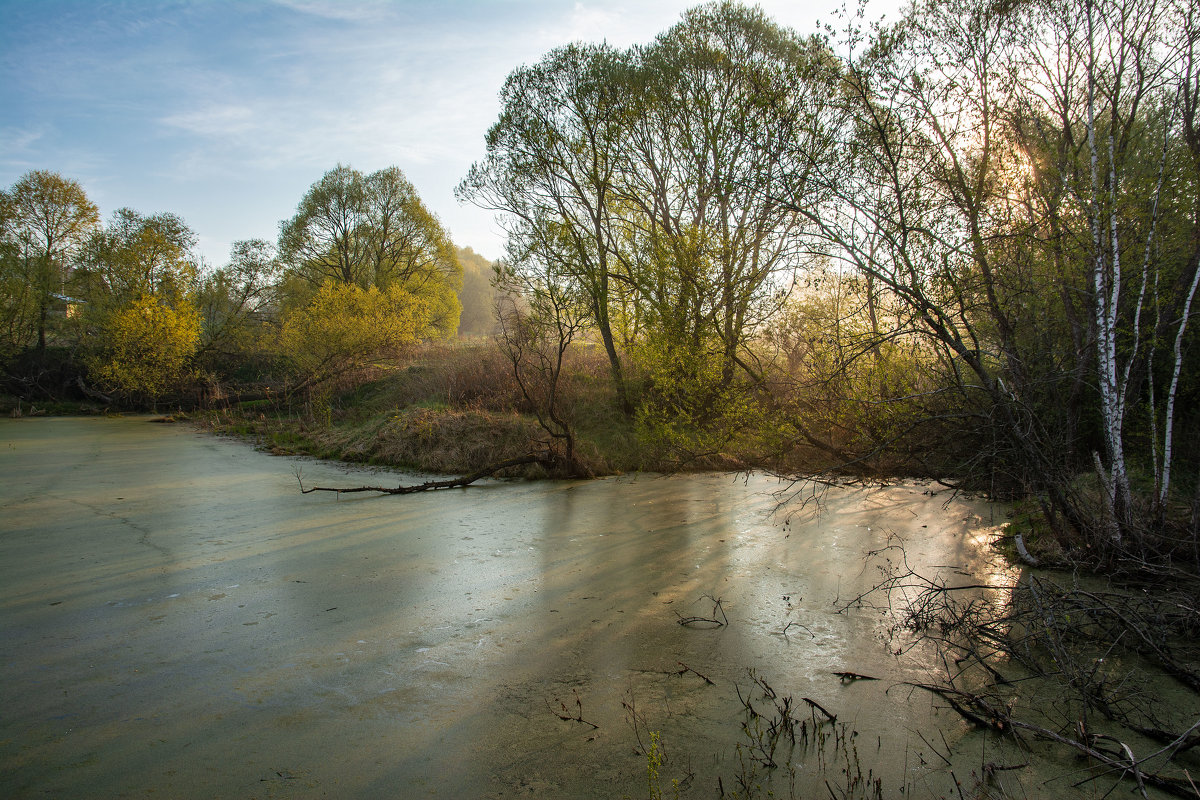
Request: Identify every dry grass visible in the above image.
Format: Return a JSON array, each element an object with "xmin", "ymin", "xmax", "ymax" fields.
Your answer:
[{"xmin": 319, "ymin": 406, "xmax": 550, "ymax": 474}]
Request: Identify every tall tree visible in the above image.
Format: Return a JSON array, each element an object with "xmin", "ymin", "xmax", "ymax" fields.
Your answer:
[
  {"xmin": 620, "ymin": 2, "xmax": 839, "ymax": 389},
  {"xmin": 0, "ymin": 170, "xmax": 99, "ymax": 351},
  {"xmin": 279, "ymin": 164, "xmax": 462, "ymax": 337},
  {"xmin": 459, "ymin": 42, "xmax": 634, "ymax": 412}
]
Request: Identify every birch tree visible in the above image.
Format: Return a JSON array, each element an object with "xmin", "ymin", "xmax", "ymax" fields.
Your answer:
[{"xmin": 794, "ymin": 0, "xmax": 1200, "ymax": 549}]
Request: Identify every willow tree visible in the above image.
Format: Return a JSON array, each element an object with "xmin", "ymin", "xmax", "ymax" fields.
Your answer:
[
  {"xmin": 461, "ymin": 4, "xmax": 841, "ymax": 422},
  {"xmin": 280, "ymin": 165, "xmax": 462, "ymax": 337},
  {"xmin": 620, "ymin": 2, "xmax": 840, "ymax": 392}
]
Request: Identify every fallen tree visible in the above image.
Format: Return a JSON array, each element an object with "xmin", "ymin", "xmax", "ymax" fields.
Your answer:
[{"xmin": 294, "ymin": 449, "xmax": 585, "ymax": 496}]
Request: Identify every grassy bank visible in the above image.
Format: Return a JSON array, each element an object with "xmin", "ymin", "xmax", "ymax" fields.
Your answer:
[
  {"xmin": 194, "ymin": 336, "xmax": 980, "ymax": 483},
  {"xmin": 196, "ymin": 341, "xmax": 648, "ymax": 478}
]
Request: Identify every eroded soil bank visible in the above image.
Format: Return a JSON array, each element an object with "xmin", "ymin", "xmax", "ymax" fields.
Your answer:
[{"xmin": 2, "ymin": 417, "xmax": 1025, "ymax": 798}]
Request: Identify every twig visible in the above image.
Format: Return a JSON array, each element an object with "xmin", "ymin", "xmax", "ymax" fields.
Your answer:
[
  {"xmin": 548, "ymin": 689, "xmax": 599, "ymax": 730},
  {"xmin": 676, "ymin": 594, "xmax": 730, "ymax": 627},
  {"xmin": 802, "ymin": 697, "xmax": 837, "ymax": 722},
  {"xmin": 671, "ymin": 661, "xmax": 715, "ymax": 685},
  {"xmin": 781, "ymin": 620, "xmax": 816, "ymax": 638}
]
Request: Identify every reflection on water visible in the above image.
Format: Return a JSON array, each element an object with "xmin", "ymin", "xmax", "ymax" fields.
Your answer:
[{"xmin": 1, "ymin": 417, "xmax": 1017, "ymax": 798}]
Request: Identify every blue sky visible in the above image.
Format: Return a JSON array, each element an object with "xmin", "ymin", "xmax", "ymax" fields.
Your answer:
[{"xmin": 1, "ymin": 0, "xmax": 903, "ymax": 268}]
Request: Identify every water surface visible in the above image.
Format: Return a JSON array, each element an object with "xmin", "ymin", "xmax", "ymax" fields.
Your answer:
[{"xmin": 1, "ymin": 417, "xmax": 1014, "ymax": 798}]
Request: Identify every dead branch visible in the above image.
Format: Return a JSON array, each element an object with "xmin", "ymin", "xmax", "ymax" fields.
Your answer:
[
  {"xmin": 802, "ymin": 696, "xmax": 837, "ymax": 722},
  {"xmin": 676, "ymin": 594, "xmax": 729, "ymax": 627},
  {"xmin": 1014, "ymin": 532, "xmax": 1040, "ymax": 566},
  {"xmin": 671, "ymin": 661, "xmax": 716, "ymax": 685},
  {"xmin": 906, "ymin": 682, "xmax": 1200, "ymax": 798},
  {"xmin": 779, "ymin": 620, "xmax": 816, "ymax": 638},
  {"xmin": 548, "ymin": 689, "xmax": 599, "ymax": 730},
  {"xmin": 297, "ymin": 453, "xmax": 560, "ymax": 496}
]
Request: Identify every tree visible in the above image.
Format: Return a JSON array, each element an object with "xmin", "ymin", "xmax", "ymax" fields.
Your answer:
[
  {"xmin": 0, "ymin": 194, "xmax": 38, "ymax": 360},
  {"xmin": 277, "ymin": 279, "xmax": 432, "ymax": 402},
  {"xmin": 0, "ymin": 170, "xmax": 99, "ymax": 352},
  {"xmin": 86, "ymin": 294, "xmax": 201, "ymax": 407},
  {"xmin": 72, "ymin": 208, "xmax": 202, "ymax": 405},
  {"xmin": 621, "ymin": 2, "xmax": 839, "ymax": 390},
  {"xmin": 195, "ymin": 239, "xmax": 280, "ymax": 375},
  {"xmin": 74, "ymin": 208, "xmax": 198, "ymax": 310},
  {"xmin": 781, "ymin": 0, "xmax": 1200, "ymax": 553},
  {"xmin": 494, "ymin": 262, "xmax": 589, "ymax": 473},
  {"xmin": 459, "ymin": 42, "xmax": 634, "ymax": 412},
  {"xmin": 279, "ymin": 164, "xmax": 462, "ymax": 336},
  {"xmin": 461, "ymin": 7, "xmax": 840, "ymax": 416}
]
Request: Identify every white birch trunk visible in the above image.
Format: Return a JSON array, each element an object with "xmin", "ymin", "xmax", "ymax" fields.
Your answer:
[
  {"xmin": 1085, "ymin": 0, "xmax": 1130, "ymax": 540},
  {"xmin": 1159, "ymin": 260, "xmax": 1200, "ymax": 510}
]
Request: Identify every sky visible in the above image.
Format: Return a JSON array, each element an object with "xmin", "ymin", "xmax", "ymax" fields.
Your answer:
[{"xmin": 0, "ymin": 0, "xmax": 905, "ymax": 269}]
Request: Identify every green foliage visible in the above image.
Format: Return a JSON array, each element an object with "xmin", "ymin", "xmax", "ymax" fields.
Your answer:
[
  {"xmin": 75, "ymin": 208, "xmax": 197, "ymax": 309},
  {"xmin": 87, "ymin": 293, "xmax": 201, "ymax": 404},
  {"xmin": 0, "ymin": 238, "xmax": 38, "ymax": 360},
  {"xmin": 0, "ymin": 170, "xmax": 99, "ymax": 352},
  {"xmin": 461, "ymin": 4, "xmax": 841, "ymax": 417},
  {"xmin": 632, "ymin": 331, "xmax": 763, "ymax": 465},
  {"xmin": 644, "ymin": 731, "xmax": 678, "ymax": 800},
  {"xmin": 277, "ymin": 164, "xmax": 462, "ymax": 352}
]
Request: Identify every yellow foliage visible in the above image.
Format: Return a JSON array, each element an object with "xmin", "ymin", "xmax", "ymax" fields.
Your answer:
[
  {"xmin": 88, "ymin": 294, "xmax": 201, "ymax": 401},
  {"xmin": 278, "ymin": 280, "xmax": 438, "ymax": 390}
]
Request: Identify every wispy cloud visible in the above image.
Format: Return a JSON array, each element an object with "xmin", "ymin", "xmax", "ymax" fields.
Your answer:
[
  {"xmin": 160, "ymin": 105, "xmax": 259, "ymax": 138},
  {"xmin": 268, "ymin": 0, "xmax": 397, "ymax": 23},
  {"xmin": 0, "ymin": 124, "xmax": 45, "ymax": 154}
]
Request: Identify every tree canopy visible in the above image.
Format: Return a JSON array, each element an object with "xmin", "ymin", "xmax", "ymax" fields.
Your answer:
[{"xmin": 0, "ymin": 170, "xmax": 99, "ymax": 352}]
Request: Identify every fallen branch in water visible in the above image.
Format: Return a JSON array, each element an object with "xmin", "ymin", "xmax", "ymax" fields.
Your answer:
[
  {"xmin": 548, "ymin": 689, "xmax": 600, "ymax": 730},
  {"xmin": 671, "ymin": 661, "xmax": 716, "ymax": 685},
  {"xmin": 802, "ymin": 696, "xmax": 837, "ymax": 722},
  {"xmin": 908, "ymin": 681, "xmax": 1200, "ymax": 799},
  {"xmin": 1013, "ymin": 532, "xmax": 1040, "ymax": 567},
  {"xmin": 676, "ymin": 594, "xmax": 729, "ymax": 627},
  {"xmin": 295, "ymin": 453, "xmax": 558, "ymax": 496}
]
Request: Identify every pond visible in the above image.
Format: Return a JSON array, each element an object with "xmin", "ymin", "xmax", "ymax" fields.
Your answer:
[{"xmin": 1, "ymin": 416, "xmax": 1022, "ymax": 798}]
